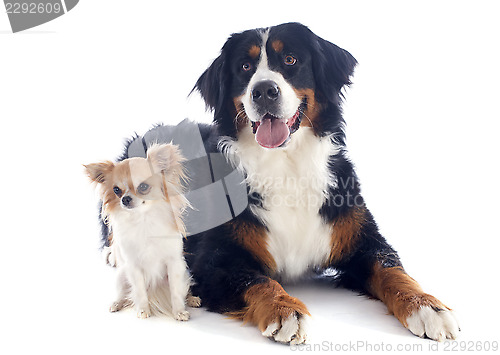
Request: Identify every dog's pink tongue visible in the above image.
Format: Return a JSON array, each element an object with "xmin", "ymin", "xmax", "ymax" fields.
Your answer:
[{"xmin": 255, "ymin": 118, "xmax": 289, "ymax": 148}]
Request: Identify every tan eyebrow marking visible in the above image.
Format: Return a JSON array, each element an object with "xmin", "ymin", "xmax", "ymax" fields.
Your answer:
[
  {"xmin": 272, "ymin": 40, "xmax": 284, "ymax": 53},
  {"xmin": 249, "ymin": 45, "xmax": 261, "ymax": 59}
]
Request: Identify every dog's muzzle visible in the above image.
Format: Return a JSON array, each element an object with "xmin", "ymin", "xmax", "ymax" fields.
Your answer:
[{"xmin": 249, "ymin": 80, "xmax": 303, "ymax": 149}]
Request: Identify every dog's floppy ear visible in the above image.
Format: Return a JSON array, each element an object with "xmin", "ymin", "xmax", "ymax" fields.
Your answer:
[
  {"xmin": 313, "ymin": 36, "xmax": 357, "ymax": 102},
  {"xmin": 193, "ymin": 46, "xmax": 229, "ymax": 120},
  {"xmin": 84, "ymin": 161, "xmax": 114, "ymax": 184}
]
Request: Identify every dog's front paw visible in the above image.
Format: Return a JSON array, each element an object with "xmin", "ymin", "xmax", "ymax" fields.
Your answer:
[
  {"xmin": 109, "ymin": 299, "xmax": 132, "ymax": 313},
  {"xmin": 406, "ymin": 305, "xmax": 460, "ymax": 341},
  {"xmin": 174, "ymin": 310, "xmax": 190, "ymax": 321},
  {"xmin": 262, "ymin": 312, "xmax": 309, "ymax": 345},
  {"xmin": 186, "ymin": 295, "xmax": 201, "ymax": 308},
  {"xmin": 137, "ymin": 308, "xmax": 151, "ymax": 319},
  {"xmin": 241, "ymin": 280, "xmax": 310, "ymax": 345}
]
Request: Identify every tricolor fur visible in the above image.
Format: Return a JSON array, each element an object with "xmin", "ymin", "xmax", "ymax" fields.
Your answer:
[{"xmin": 117, "ymin": 23, "xmax": 459, "ymax": 343}]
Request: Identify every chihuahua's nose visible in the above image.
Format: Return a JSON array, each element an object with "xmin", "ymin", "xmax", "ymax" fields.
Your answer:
[{"xmin": 121, "ymin": 196, "xmax": 132, "ymax": 207}]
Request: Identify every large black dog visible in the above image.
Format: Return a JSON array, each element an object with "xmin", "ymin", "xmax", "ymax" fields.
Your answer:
[{"xmin": 111, "ymin": 23, "xmax": 459, "ymax": 344}]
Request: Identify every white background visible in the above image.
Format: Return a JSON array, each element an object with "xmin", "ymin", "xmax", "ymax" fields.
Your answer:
[{"xmin": 1, "ymin": 1, "xmax": 499, "ymax": 354}]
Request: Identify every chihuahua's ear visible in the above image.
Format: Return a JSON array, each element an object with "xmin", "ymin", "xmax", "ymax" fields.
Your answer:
[
  {"xmin": 84, "ymin": 161, "xmax": 115, "ymax": 184},
  {"xmin": 147, "ymin": 143, "xmax": 185, "ymax": 176}
]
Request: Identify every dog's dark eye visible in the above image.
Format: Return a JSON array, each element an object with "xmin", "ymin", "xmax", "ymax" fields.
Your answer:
[
  {"xmin": 242, "ymin": 62, "xmax": 252, "ymax": 71},
  {"xmin": 138, "ymin": 183, "xmax": 150, "ymax": 194},
  {"xmin": 284, "ymin": 55, "xmax": 297, "ymax": 66},
  {"xmin": 113, "ymin": 186, "xmax": 122, "ymax": 197}
]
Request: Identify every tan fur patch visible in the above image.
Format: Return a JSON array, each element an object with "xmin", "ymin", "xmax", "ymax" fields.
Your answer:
[
  {"xmin": 107, "ymin": 231, "xmax": 114, "ymax": 246},
  {"xmin": 233, "ymin": 95, "xmax": 249, "ymax": 132},
  {"xmin": 112, "ymin": 160, "xmax": 135, "ymax": 192},
  {"xmin": 85, "ymin": 146, "xmax": 189, "ymax": 236},
  {"xmin": 272, "ymin": 40, "xmax": 284, "ymax": 53},
  {"xmin": 293, "ymin": 88, "xmax": 321, "ymax": 128},
  {"xmin": 84, "ymin": 160, "xmax": 123, "ymax": 217},
  {"xmin": 249, "ymin": 45, "xmax": 261, "ymax": 59},
  {"xmin": 368, "ymin": 264, "xmax": 450, "ymax": 326},
  {"xmin": 229, "ymin": 220, "xmax": 276, "ymax": 271},
  {"xmin": 229, "ymin": 278, "xmax": 310, "ymax": 332},
  {"xmin": 327, "ymin": 206, "xmax": 366, "ymax": 264}
]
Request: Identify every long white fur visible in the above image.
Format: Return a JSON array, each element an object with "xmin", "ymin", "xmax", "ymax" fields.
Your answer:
[
  {"xmin": 221, "ymin": 126, "xmax": 339, "ymax": 282},
  {"xmin": 109, "ymin": 200, "xmax": 191, "ymax": 320},
  {"xmin": 104, "ymin": 145, "xmax": 193, "ymax": 320}
]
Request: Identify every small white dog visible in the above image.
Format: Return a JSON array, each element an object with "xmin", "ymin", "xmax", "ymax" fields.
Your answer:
[{"xmin": 85, "ymin": 143, "xmax": 199, "ymax": 320}]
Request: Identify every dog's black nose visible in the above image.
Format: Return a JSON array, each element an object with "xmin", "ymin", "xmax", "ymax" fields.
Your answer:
[
  {"xmin": 122, "ymin": 196, "xmax": 132, "ymax": 206},
  {"xmin": 252, "ymin": 80, "xmax": 280, "ymax": 103}
]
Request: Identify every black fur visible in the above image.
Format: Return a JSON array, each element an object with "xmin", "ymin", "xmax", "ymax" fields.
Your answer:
[
  {"xmin": 187, "ymin": 23, "xmax": 401, "ymax": 313},
  {"xmin": 194, "ymin": 22, "xmax": 356, "ymax": 142},
  {"xmin": 184, "ymin": 209, "xmax": 269, "ymax": 313},
  {"xmin": 106, "ymin": 23, "xmax": 402, "ymax": 320}
]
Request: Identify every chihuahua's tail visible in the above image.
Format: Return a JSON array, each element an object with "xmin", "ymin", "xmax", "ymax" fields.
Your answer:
[
  {"xmin": 148, "ymin": 276, "xmax": 195, "ymax": 317},
  {"xmin": 148, "ymin": 284, "xmax": 174, "ymax": 317}
]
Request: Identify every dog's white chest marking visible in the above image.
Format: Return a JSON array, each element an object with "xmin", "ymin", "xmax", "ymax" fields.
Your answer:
[{"xmin": 222, "ymin": 127, "xmax": 339, "ymax": 281}]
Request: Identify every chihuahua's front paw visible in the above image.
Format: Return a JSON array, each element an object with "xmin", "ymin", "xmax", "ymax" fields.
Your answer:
[
  {"xmin": 109, "ymin": 299, "xmax": 131, "ymax": 313},
  {"xmin": 186, "ymin": 295, "xmax": 201, "ymax": 308},
  {"xmin": 174, "ymin": 310, "xmax": 190, "ymax": 321},
  {"xmin": 137, "ymin": 308, "xmax": 152, "ymax": 319}
]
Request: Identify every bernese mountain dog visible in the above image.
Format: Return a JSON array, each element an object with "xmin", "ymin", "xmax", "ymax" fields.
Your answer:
[{"xmin": 114, "ymin": 22, "xmax": 459, "ymax": 344}]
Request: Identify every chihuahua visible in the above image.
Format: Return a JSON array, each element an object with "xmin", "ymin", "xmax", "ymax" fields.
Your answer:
[{"xmin": 85, "ymin": 143, "xmax": 199, "ymax": 320}]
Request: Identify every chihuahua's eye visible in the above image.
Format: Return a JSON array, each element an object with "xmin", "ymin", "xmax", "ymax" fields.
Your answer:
[
  {"xmin": 284, "ymin": 55, "xmax": 297, "ymax": 66},
  {"xmin": 113, "ymin": 186, "xmax": 122, "ymax": 197},
  {"xmin": 138, "ymin": 183, "xmax": 150, "ymax": 195}
]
